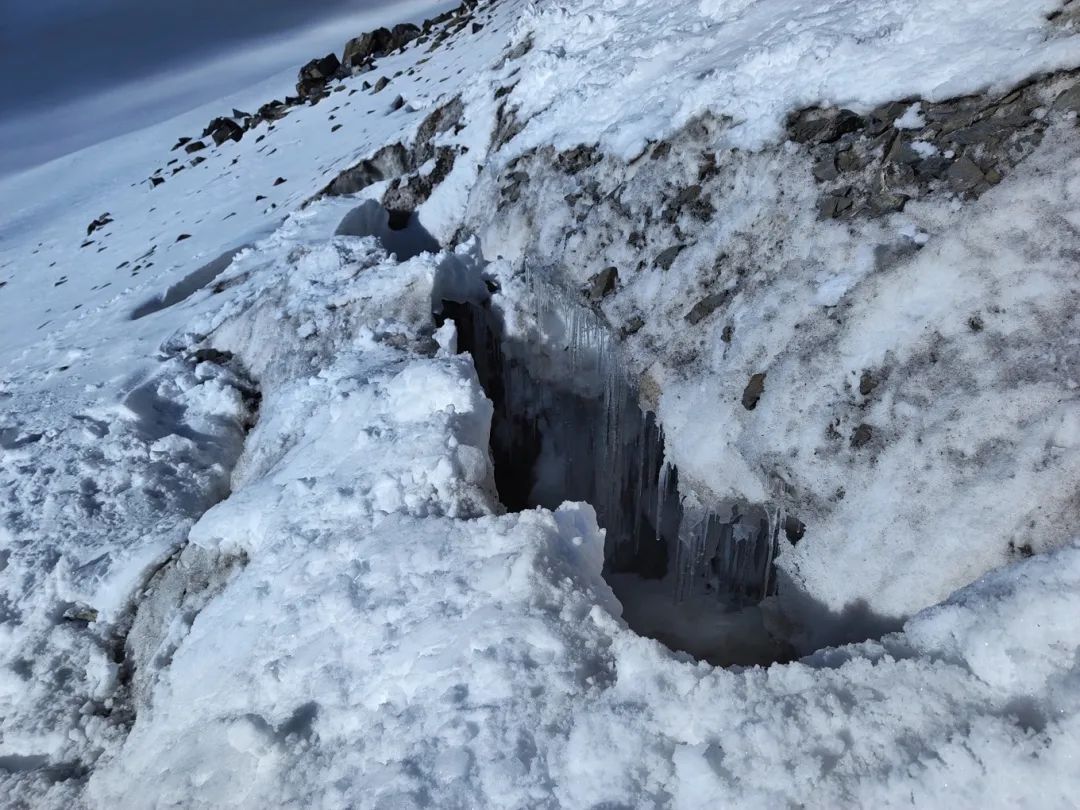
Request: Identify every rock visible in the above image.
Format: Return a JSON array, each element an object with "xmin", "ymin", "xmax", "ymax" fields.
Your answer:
[
  {"xmin": 1053, "ymin": 83, "xmax": 1080, "ymax": 112},
  {"xmin": 884, "ymin": 131, "xmax": 921, "ymax": 164},
  {"xmin": 556, "ymin": 144, "xmax": 601, "ymax": 175},
  {"xmin": 968, "ymin": 314, "xmax": 985, "ymax": 332},
  {"xmin": 835, "ymin": 148, "xmax": 865, "ymax": 173},
  {"xmin": 372, "ymin": 76, "xmax": 390, "ymax": 93},
  {"xmin": 297, "ymin": 53, "xmax": 341, "ymax": 98},
  {"xmin": 170, "ymin": 136, "xmax": 192, "ymax": 151},
  {"xmin": 175, "ymin": 233, "xmax": 191, "ymax": 242},
  {"xmin": 741, "ymin": 373, "xmax": 766, "ymax": 411},
  {"xmin": 866, "ymin": 101, "xmax": 910, "ymax": 136},
  {"xmin": 685, "ymin": 293, "xmax": 728, "ymax": 325},
  {"xmin": 184, "ymin": 141, "xmax": 206, "ymax": 154},
  {"xmin": 859, "ymin": 370, "xmax": 878, "ymax": 396},
  {"xmin": 273, "ymin": 177, "xmax": 287, "ymax": 186},
  {"xmin": 812, "ymin": 156, "xmax": 839, "ymax": 182},
  {"xmin": 389, "ymin": 95, "xmax": 405, "ymax": 111},
  {"xmin": 621, "ymin": 315, "xmax": 645, "ymax": 337},
  {"xmin": 86, "ymin": 213, "xmax": 113, "ymax": 236},
  {"xmin": 789, "ymin": 108, "xmax": 864, "ymax": 144},
  {"xmin": 946, "ymin": 155, "xmax": 985, "ymax": 192},
  {"xmin": 851, "ymin": 423, "xmax": 873, "ymax": 448},
  {"xmin": 721, "ymin": 325, "xmax": 734, "ymax": 343},
  {"xmin": 914, "ymin": 156, "xmax": 951, "ymax": 180},
  {"xmin": 231, "ymin": 108, "xmax": 252, "ymax": 120},
  {"xmin": 655, "ymin": 244, "xmax": 685, "ymax": 270},
  {"xmin": 587, "ymin": 267, "xmax": 618, "ymax": 301},
  {"xmin": 204, "ymin": 117, "xmax": 244, "ymax": 146},
  {"xmin": 190, "ymin": 156, "xmax": 206, "ymax": 167},
  {"xmin": 818, "ymin": 194, "xmax": 853, "ymax": 219},
  {"xmin": 149, "ymin": 176, "xmax": 165, "ymax": 187},
  {"xmin": 868, "ymin": 192, "xmax": 909, "ymax": 215},
  {"xmin": 343, "ymin": 24, "xmax": 420, "ymax": 67},
  {"xmin": 472, "ymin": 22, "xmax": 484, "ymax": 34}
]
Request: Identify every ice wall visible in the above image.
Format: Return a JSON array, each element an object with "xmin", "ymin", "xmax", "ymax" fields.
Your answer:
[{"xmin": 439, "ymin": 272, "xmax": 783, "ymax": 608}]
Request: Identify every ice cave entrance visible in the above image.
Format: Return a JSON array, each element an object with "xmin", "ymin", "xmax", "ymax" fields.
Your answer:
[{"xmin": 437, "ymin": 273, "xmax": 797, "ymax": 667}]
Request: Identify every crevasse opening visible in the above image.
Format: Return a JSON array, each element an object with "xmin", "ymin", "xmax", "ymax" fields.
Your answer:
[{"xmin": 437, "ymin": 274, "xmax": 797, "ymax": 666}]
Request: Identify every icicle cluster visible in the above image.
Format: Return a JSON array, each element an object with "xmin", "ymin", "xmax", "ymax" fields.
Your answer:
[{"xmin": 440, "ymin": 270, "xmax": 782, "ymax": 606}]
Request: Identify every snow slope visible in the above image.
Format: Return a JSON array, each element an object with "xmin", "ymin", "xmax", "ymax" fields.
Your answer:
[{"xmin": 0, "ymin": 0, "xmax": 1079, "ymax": 806}]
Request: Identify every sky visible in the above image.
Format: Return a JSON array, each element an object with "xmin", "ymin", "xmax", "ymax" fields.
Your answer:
[{"xmin": 0, "ymin": 0, "xmax": 453, "ymax": 176}]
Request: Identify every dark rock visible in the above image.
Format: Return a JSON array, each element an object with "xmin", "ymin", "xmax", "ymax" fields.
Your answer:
[
  {"xmin": 149, "ymin": 176, "xmax": 165, "ymax": 187},
  {"xmin": 914, "ymin": 156, "xmax": 951, "ymax": 180},
  {"xmin": 184, "ymin": 141, "xmax": 206, "ymax": 154},
  {"xmin": 372, "ymin": 76, "xmax": 390, "ymax": 93},
  {"xmin": 946, "ymin": 155, "xmax": 985, "ymax": 193},
  {"xmin": 331, "ymin": 124, "xmax": 343, "ymax": 133},
  {"xmin": 650, "ymin": 141, "xmax": 671, "ymax": 161},
  {"xmin": 86, "ymin": 213, "xmax": 113, "ymax": 236},
  {"xmin": 472, "ymin": 23, "xmax": 484, "ymax": 34},
  {"xmin": 323, "ymin": 142, "xmax": 411, "ymax": 197},
  {"xmin": 556, "ymin": 144, "xmax": 601, "ymax": 174},
  {"xmin": 256, "ymin": 195, "xmax": 267, "ymax": 201},
  {"xmin": 784, "ymin": 515, "xmax": 806, "ymax": 545},
  {"xmin": 297, "ymin": 53, "xmax": 341, "ymax": 99},
  {"xmin": 171, "ymin": 137, "xmax": 192, "ymax": 151},
  {"xmin": 232, "ymin": 108, "xmax": 252, "ymax": 120},
  {"xmin": 818, "ymin": 194, "xmax": 854, "ymax": 219},
  {"xmin": 884, "ymin": 131, "xmax": 921, "ymax": 164},
  {"xmin": 587, "ymin": 267, "xmax": 618, "ymax": 301},
  {"xmin": 968, "ymin": 314, "xmax": 985, "ymax": 332},
  {"xmin": 859, "ymin": 370, "xmax": 878, "ymax": 396},
  {"xmin": 414, "ymin": 97, "xmax": 464, "ymax": 164},
  {"xmin": 741, "ymin": 373, "xmax": 766, "ymax": 411},
  {"xmin": 204, "ymin": 117, "xmax": 244, "ymax": 146},
  {"xmin": 343, "ymin": 24, "xmax": 421, "ymax": 67},
  {"xmin": 655, "ymin": 244, "xmax": 685, "ymax": 270},
  {"xmin": 851, "ymin": 423, "xmax": 873, "ymax": 448},
  {"xmin": 1053, "ymin": 83, "xmax": 1080, "ymax": 112},
  {"xmin": 868, "ymin": 192, "xmax": 909, "ymax": 215},
  {"xmin": 835, "ymin": 148, "xmax": 865, "ymax": 173},
  {"xmin": 721, "ymin": 325, "xmax": 734, "ymax": 343},
  {"xmin": 789, "ymin": 108, "xmax": 864, "ymax": 144},
  {"xmin": 866, "ymin": 101, "xmax": 910, "ymax": 136},
  {"xmin": 190, "ymin": 156, "xmax": 206, "ymax": 167},
  {"xmin": 685, "ymin": 292, "xmax": 728, "ymax": 325},
  {"xmin": 175, "ymin": 233, "xmax": 191, "ymax": 243},
  {"xmin": 273, "ymin": 177, "xmax": 287, "ymax": 186},
  {"xmin": 389, "ymin": 95, "xmax": 405, "ymax": 111},
  {"xmin": 812, "ymin": 156, "xmax": 839, "ymax": 182},
  {"xmin": 621, "ymin": 315, "xmax": 645, "ymax": 337}
]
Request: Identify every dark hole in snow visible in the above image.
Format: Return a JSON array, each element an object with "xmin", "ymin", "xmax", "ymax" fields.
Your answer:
[
  {"xmin": 437, "ymin": 282, "xmax": 797, "ymax": 666},
  {"xmin": 335, "ymin": 199, "xmax": 441, "ymax": 260}
]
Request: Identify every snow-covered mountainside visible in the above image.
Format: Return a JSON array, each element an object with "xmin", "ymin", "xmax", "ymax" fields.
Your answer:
[{"xmin": 1, "ymin": 0, "xmax": 1079, "ymax": 806}]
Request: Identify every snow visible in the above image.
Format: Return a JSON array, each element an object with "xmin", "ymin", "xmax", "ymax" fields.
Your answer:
[{"xmin": 0, "ymin": 0, "xmax": 1079, "ymax": 806}]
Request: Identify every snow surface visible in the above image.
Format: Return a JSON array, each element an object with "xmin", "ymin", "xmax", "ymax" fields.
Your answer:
[{"xmin": 1, "ymin": 0, "xmax": 1079, "ymax": 806}]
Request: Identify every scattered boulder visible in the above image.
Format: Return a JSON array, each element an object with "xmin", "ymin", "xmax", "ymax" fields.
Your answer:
[
  {"xmin": 184, "ymin": 141, "xmax": 207, "ymax": 154},
  {"xmin": 343, "ymin": 24, "xmax": 421, "ymax": 68},
  {"xmin": 655, "ymin": 244, "xmax": 685, "ymax": 270},
  {"xmin": 273, "ymin": 177, "xmax": 287, "ymax": 186},
  {"xmin": 372, "ymin": 76, "xmax": 391, "ymax": 93},
  {"xmin": 203, "ymin": 117, "xmax": 243, "ymax": 146},
  {"xmin": 851, "ymin": 423, "xmax": 873, "ymax": 448},
  {"xmin": 685, "ymin": 292, "xmax": 728, "ymax": 325},
  {"xmin": 742, "ymin": 373, "xmax": 766, "ymax": 411},
  {"xmin": 170, "ymin": 137, "xmax": 192, "ymax": 151},
  {"xmin": 297, "ymin": 53, "xmax": 342, "ymax": 99},
  {"xmin": 789, "ymin": 108, "xmax": 864, "ymax": 145},
  {"xmin": 389, "ymin": 95, "xmax": 406, "ymax": 112},
  {"xmin": 587, "ymin": 267, "xmax": 618, "ymax": 301},
  {"xmin": 946, "ymin": 155, "xmax": 986, "ymax": 193},
  {"xmin": 858, "ymin": 370, "xmax": 878, "ymax": 397},
  {"xmin": 86, "ymin": 213, "xmax": 113, "ymax": 236}
]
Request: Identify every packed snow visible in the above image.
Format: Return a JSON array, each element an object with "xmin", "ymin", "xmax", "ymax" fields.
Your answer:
[{"xmin": 1, "ymin": 0, "xmax": 1079, "ymax": 806}]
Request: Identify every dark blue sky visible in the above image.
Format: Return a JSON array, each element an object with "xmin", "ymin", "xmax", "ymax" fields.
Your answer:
[{"xmin": 0, "ymin": 0, "xmax": 450, "ymax": 175}]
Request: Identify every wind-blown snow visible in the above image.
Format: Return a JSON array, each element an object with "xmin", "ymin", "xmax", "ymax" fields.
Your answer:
[{"xmin": 1, "ymin": 0, "xmax": 1079, "ymax": 806}]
